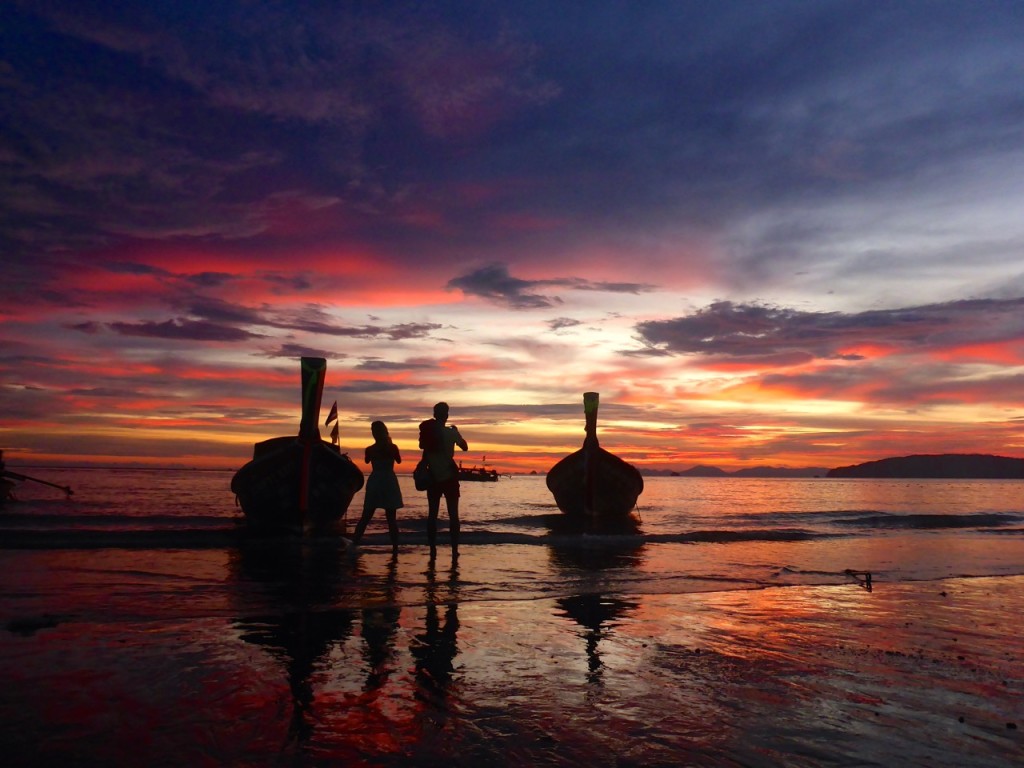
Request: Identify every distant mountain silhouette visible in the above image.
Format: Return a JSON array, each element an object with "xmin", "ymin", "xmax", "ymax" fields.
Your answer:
[
  {"xmin": 731, "ymin": 466, "xmax": 829, "ymax": 478},
  {"xmin": 640, "ymin": 465, "xmax": 828, "ymax": 478},
  {"xmin": 827, "ymin": 453, "xmax": 1024, "ymax": 479},
  {"xmin": 678, "ymin": 465, "xmax": 730, "ymax": 477}
]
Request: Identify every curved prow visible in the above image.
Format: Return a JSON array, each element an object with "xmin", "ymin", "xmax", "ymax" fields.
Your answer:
[
  {"xmin": 583, "ymin": 391, "xmax": 600, "ymax": 445},
  {"xmin": 299, "ymin": 357, "xmax": 326, "ymax": 442},
  {"xmin": 582, "ymin": 392, "xmax": 599, "ymax": 515}
]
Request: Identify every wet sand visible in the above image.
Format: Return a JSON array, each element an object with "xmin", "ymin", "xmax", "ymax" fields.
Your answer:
[{"xmin": 1, "ymin": 544, "xmax": 1022, "ymax": 766}]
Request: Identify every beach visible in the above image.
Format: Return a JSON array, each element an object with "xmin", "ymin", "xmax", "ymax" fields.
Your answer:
[{"xmin": 1, "ymin": 471, "xmax": 1022, "ymax": 766}]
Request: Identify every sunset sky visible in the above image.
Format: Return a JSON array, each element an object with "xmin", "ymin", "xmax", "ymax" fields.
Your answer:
[{"xmin": 3, "ymin": 1, "xmax": 1024, "ymax": 472}]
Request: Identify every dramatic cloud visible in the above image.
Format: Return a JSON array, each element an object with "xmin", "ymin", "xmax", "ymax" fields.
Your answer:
[
  {"xmin": 448, "ymin": 263, "xmax": 655, "ymax": 309},
  {"xmin": 108, "ymin": 319, "xmax": 265, "ymax": 342},
  {"xmin": 636, "ymin": 298, "xmax": 1024, "ymax": 363},
  {"xmin": 548, "ymin": 317, "xmax": 583, "ymax": 332},
  {"xmin": 261, "ymin": 343, "xmax": 342, "ymax": 361},
  {"xmin": 356, "ymin": 359, "xmax": 437, "ymax": 371},
  {"xmin": 333, "ymin": 380, "xmax": 427, "ymax": 394}
]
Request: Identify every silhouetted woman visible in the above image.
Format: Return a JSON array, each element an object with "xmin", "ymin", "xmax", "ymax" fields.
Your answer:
[{"xmin": 351, "ymin": 421, "xmax": 402, "ymax": 550}]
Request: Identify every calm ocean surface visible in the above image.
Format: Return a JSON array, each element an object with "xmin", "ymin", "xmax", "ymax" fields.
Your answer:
[
  {"xmin": 2, "ymin": 470, "xmax": 1023, "ymax": 766},
  {"xmin": 3, "ymin": 469, "xmax": 1023, "ymax": 595}
]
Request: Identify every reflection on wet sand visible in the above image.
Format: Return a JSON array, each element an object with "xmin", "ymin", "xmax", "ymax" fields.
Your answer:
[
  {"xmin": 360, "ymin": 554, "xmax": 401, "ymax": 693},
  {"xmin": 227, "ymin": 540, "xmax": 470, "ymax": 760},
  {"xmin": 550, "ymin": 539, "xmax": 644, "ymax": 685},
  {"xmin": 230, "ymin": 538, "xmax": 357, "ymax": 745},
  {"xmin": 412, "ymin": 556, "xmax": 461, "ymax": 726},
  {"xmin": 548, "ymin": 540, "xmax": 646, "ymax": 572},
  {"xmin": 557, "ymin": 593, "xmax": 639, "ymax": 685}
]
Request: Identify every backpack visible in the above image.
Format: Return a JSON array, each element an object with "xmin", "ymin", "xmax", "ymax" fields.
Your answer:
[{"xmin": 418, "ymin": 419, "xmax": 440, "ymax": 451}]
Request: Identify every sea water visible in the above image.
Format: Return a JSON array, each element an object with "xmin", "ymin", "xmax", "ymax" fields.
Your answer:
[
  {"xmin": 1, "ymin": 470, "xmax": 1022, "ymax": 766},
  {"xmin": 3, "ymin": 469, "xmax": 1023, "ymax": 592}
]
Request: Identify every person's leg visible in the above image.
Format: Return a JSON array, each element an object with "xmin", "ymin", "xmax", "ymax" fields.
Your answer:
[
  {"xmin": 426, "ymin": 487, "xmax": 441, "ymax": 552},
  {"xmin": 384, "ymin": 508, "xmax": 399, "ymax": 549},
  {"xmin": 445, "ymin": 482, "xmax": 460, "ymax": 555},
  {"xmin": 351, "ymin": 506, "xmax": 375, "ymax": 545}
]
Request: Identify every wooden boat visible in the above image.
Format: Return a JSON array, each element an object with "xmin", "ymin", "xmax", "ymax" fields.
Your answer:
[
  {"xmin": 0, "ymin": 451, "xmax": 74, "ymax": 504},
  {"xmin": 457, "ymin": 458, "xmax": 500, "ymax": 482},
  {"xmin": 231, "ymin": 358, "xmax": 364, "ymax": 532},
  {"xmin": 546, "ymin": 392, "xmax": 644, "ymax": 522}
]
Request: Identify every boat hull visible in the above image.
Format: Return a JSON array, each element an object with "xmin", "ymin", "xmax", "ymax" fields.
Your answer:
[
  {"xmin": 231, "ymin": 436, "xmax": 364, "ymax": 532},
  {"xmin": 546, "ymin": 442, "xmax": 644, "ymax": 519},
  {"xmin": 458, "ymin": 468, "xmax": 499, "ymax": 482}
]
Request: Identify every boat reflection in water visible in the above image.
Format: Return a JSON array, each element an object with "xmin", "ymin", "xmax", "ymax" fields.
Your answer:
[
  {"xmin": 229, "ymin": 542, "xmax": 465, "ymax": 759},
  {"xmin": 231, "ymin": 538, "xmax": 357, "ymax": 745},
  {"xmin": 550, "ymin": 541, "xmax": 644, "ymax": 685}
]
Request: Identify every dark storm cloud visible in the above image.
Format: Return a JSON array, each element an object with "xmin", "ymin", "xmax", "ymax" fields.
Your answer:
[
  {"xmin": 334, "ymin": 380, "xmax": 427, "ymax": 394},
  {"xmin": 261, "ymin": 343, "xmax": 341, "ymax": 360},
  {"xmin": 448, "ymin": 264, "xmax": 560, "ymax": 308},
  {"xmin": 262, "ymin": 273, "xmax": 315, "ymax": 292},
  {"xmin": 96, "ymin": 299, "xmax": 444, "ymax": 343},
  {"xmin": 108, "ymin": 319, "xmax": 265, "ymax": 342},
  {"xmin": 448, "ymin": 263, "xmax": 655, "ymax": 309},
  {"xmin": 356, "ymin": 358, "xmax": 438, "ymax": 371},
  {"xmin": 636, "ymin": 297, "xmax": 1024, "ymax": 360},
  {"xmin": 271, "ymin": 312, "xmax": 443, "ymax": 340},
  {"xmin": 106, "ymin": 262, "xmax": 169, "ymax": 276},
  {"xmin": 548, "ymin": 317, "xmax": 582, "ymax": 332},
  {"xmin": 68, "ymin": 386, "xmax": 146, "ymax": 398},
  {"xmin": 185, "ymin": 297, "xmax": 266, "ymax": 326},
  {"xmin": 185, "ymin": 272, "xmax": 236, "ymax": 288}
]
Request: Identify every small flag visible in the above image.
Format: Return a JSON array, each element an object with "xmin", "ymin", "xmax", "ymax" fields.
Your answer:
[
  {"xmin": 330, "ymin": 422, "xmax": 339, "ymax": 445},
  {"xmin": 325, "ymin": 401, "xmax": 338, "ymax": 426}
]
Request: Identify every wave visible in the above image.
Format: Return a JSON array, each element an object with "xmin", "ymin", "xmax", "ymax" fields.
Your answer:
[
  {"xmin": 0, "ymin": 526, "xmax": 838, "ymax": 551},
  {"xmin": 2, "ymin": 509, "xmax": 1019, "ymax": 550},
  {"xmin": 830, "ymin": 511, "xmax": 1024, "ymax": 530},
  {"xmin": 0, "ymin": 512, "xmax": 231, "ymax": 529},
  {"xmin": 0, "ymin": 527, "xmax": 246, "ymax": 550}
]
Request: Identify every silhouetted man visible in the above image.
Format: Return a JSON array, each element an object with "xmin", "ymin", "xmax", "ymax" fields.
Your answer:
[{"xmin": 418, "ymin": 402, "xmax": 468, "ymax": 556}]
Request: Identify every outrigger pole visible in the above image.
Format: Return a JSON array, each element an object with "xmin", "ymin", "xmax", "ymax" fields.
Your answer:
[{"xmin": 2, "ymin": 469, "xmax": 74, "ymax": 497}]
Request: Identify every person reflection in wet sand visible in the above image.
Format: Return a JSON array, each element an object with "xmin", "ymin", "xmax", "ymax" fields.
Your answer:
[
  {"xmin": 351, "ymin": 420, "xmax": 403, "ymax": 551},
  {"xmin": 411, "ymin": 558, "xmax": 460, "ymax": 725},
  {"xmin": 418, "ymin": 402, "xmax": 467, "ymax": 559},
  {"xmin": 360, "ymin": 553, "xmax": 401, "ymax": 691}
]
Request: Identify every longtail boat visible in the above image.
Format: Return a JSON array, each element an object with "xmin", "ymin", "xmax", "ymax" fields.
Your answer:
[
  {"xmin": 231, "ymin": 357, "xmax": 364, "ymax": 533},
  {"xmin": 0, "ymin": 450, "xmax": 74, "ymax": 504},
  {"xmin": 546, "ymin": 392, "xmax": 644, "ymax": 523},
  {"xmin": 458, "ymin": 457, "xmax": 500, "ymax": 482}
]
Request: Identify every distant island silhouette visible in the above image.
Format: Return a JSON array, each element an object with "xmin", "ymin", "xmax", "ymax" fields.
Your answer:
[
  {"xmin": 827, "ymin": 453, "xmax": 1024, "ymax": 479},
  {"xmin": 640, "ymin": 466, "xmax": 827, "ymax": 478},
  {"xmin": 633, "ymin": 453, "xmax": 1024, "ymax": 479}
]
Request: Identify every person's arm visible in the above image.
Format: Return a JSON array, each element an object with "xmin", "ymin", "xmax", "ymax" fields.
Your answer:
[
  {"xmin": 451, "ymin": 426, "xmax": 468, "ymax": 451},
  {"xmin": 392, "ymin": 443, "xmax": 402, "ymax": 464}
]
